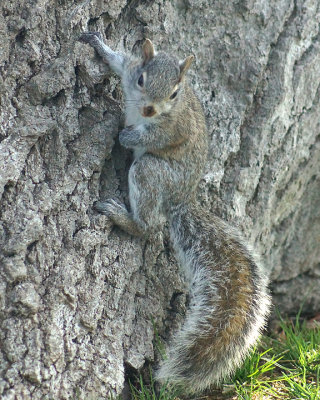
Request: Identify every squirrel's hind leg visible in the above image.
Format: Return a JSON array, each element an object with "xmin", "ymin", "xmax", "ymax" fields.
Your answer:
[{"xmin": 128, "ymin": 157, "xmax": 167, "ymax": 235}]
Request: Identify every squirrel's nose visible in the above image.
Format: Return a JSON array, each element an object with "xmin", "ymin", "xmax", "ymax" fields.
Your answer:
[{"xmin": 142, "ymin": 105, "xmax": 156, "ymax": 117}]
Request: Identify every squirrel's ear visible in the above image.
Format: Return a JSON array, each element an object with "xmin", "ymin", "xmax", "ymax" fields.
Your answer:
[
  {"xmin": 142, "ymin": 39, "xmax": 155, "ymax": 65},
  {"xmin": 179, "ymin": 55, "xmax": 195, "ymax": 80}
]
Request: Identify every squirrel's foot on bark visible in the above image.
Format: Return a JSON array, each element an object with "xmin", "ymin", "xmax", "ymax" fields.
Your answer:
[
  {"xmin": 78, "ymin": 31, "xmax": 103, "ymax": 44},
  {"xmin": 94, "ymin": 199, "xmax": 144, "ymax": 237},
  {"xmin": 94, "ymin": 199, "xmax": 127, "ymax": 219}
]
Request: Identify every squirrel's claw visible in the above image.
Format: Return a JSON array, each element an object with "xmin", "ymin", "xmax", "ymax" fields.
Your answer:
[
  {"xmin": 78, "ymin": 31, "xmax": 103, "ymax": 44},
  {"xmin": 94, "ymin": 199, "xmax": 127, "ymax": 218},
  {"xmin": 119, "ymin": 126, "xmax": 137, "ymax": 148}
]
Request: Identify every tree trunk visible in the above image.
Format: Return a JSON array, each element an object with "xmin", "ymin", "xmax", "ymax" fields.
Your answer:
[{"xmin": 0, "ymin": 0, "xmax": 319, "ymax": 398}]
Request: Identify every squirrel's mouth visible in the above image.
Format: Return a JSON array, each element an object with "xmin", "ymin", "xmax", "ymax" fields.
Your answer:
[{"xmin": 142, "ymin": 106, "xmax": 156, "ymax": 117}]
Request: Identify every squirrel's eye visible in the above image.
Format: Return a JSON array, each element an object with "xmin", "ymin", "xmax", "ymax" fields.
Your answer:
[
  {"xmin": 138, "ymin": 74, "xmax": 144, "ymax": 87},
  {"xmin": 170, "ymin": 90, "xmax": 178, "ymax": 100}
]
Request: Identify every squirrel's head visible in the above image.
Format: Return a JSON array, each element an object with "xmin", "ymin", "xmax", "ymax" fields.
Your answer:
[{"xmin": 126, "ymin": 39, "xmax": 194, "ymax": 118}]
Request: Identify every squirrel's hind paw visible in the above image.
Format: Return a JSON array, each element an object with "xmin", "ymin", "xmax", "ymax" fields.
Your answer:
[
  {"xmin": 94, "ymin": 199, "xmax": 144, "ymax": 237},
  {"xmin": 94, "ymin": 199, "xmax": 128, "ymax": 219},
  {"xmin": 78, "ymin": 31, "xmax": 103, "ymax": 44}
]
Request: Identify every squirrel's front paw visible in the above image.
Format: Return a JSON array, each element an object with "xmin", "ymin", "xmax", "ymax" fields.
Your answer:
[
  {"xmin": 79, "ymin": 31, "xmax": 103, "ymax": 45},
  {"xmin": 119, "ymin": 125, "xmax": 137, "ymax": 148},
  {"xmin": 94, "ymin": 199, "xmax": 128, "ymax": 220}
]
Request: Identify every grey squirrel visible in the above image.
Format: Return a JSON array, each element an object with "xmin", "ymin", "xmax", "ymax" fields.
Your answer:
[{"xmin": 79, "ymin": 32, "xmax": 271, "ymax": 394}]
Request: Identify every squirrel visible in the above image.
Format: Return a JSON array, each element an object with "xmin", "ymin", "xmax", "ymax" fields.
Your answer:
[{"xmin": 79, "ymin": 32, "xmax": 271, "ymax": 394}]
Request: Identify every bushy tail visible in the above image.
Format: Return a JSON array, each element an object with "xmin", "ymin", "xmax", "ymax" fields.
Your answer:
[{"xmin": 156, "ymin": 203, "xmax": 271, "ymax": 393}]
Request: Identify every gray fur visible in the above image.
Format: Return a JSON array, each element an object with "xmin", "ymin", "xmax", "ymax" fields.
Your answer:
[{"xmin": 80, "ymin": 32, "xmax": 271, "ymax": 394}]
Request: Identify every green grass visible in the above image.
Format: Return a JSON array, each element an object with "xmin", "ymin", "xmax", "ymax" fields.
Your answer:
[
  {"xmin": 110, "ymin": 310, "xmax": 320, "ymax": 400},
  {"xmin": 129, "ymin": 368, "xmax": 180, "ymax": 400},
  {"xmin": 229, "ymin": 311, "xmax": 320, "ymax": 400}
]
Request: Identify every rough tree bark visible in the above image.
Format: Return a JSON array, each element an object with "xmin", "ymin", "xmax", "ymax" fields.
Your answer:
[{"xmin": 0, "ymin": 0, "xmax": 319, "ymax": 398}]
